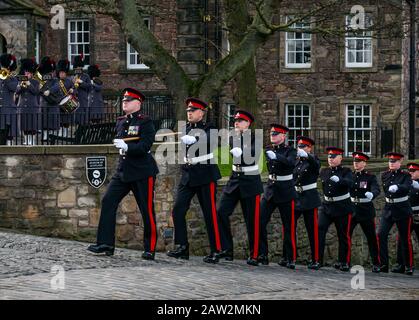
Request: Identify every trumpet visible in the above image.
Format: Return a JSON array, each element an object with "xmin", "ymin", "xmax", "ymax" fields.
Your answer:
[
  {"xmin": 17, "ymin": 75, "xmax": 29, "ymax": 88},
  {"xmin": 0, "ymin": 68, "xmax": 17, "ymax": 80},
  {"xmin": 73, "ymin": 67, "xmax": 83, "ymax": 89}
]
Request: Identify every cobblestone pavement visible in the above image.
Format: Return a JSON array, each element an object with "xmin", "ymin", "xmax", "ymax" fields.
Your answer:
[{"xmin": 0, "ymin": 230, "xmax": 418, "ymax": 300}]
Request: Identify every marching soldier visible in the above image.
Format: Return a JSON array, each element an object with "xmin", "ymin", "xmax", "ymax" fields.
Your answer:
[
  {"xmin": 72, "ymin": 54, "xmax": 91, "ymax": 125},
  {"xmin": 87, "ymin": 64, "xmax": 104, "ymax": 123},
  {"xmin": 17, "ymin": 58, "xmax": 40, "ymax": 145},
  {"xmin": 318, "ymin": 147, "xmax": 354, "ymax": 271},
  {"xmin": 293, "ymin": 136, "xmax": 322, "ymax": 270},
  {"xmin": 389, "ymin": 161, "xmax": 418, "ymax": 276},
  {"xmin": 259, "ymin": 124, "xmax": 297, "ymax": 268},
  {"xmin": 0, "ymin": 53, "xmax": 18, "ymax": 145},
  {"xmin": 167, "ymin": 98, "xmax": 222, "ymax": 263},
  {"xmin": 349, "ymin": 152, "xmax": 381, "ymax": 273},
  {"xmin": 88, "ymin": 88, "xmax": 159, "ymax": 259},
  {"xmin": 216, "ymin": 110, "xmax": 264, "ymax": 265},
  {"xmin": 378, "ymin": 152, "xmax": 413, "ymax": 274}
]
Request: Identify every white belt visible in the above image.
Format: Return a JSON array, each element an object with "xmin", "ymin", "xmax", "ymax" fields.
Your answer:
[
  {"xmin": 324, "ymin": 193, "xmax": 350, "ymax": 202},
  {"xmin": 232, "ymin": 164, "xmax": 259, "ymax": 173},
  {"xmin": 184, "ymin": 153, "xmax": 214, "ymax": 165},
  {"xmin": 269, "ymin": 174, "xmax": 293, "ymax": 181},
  {"xmin": 385, "ymin": 196, "xmax": 409, "ymax": 204},
  {"xmin": 295, "ymin": 183, "xmax": 317, "ymax": 192},
  {"xmin": 411, "ymin": 205, "xmax": 419, "ymax": 211},
  {"xmin": 351, "ymin": 197, "xmax": 372, "ymax": 203}
]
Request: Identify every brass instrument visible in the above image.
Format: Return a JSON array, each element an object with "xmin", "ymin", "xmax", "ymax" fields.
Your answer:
[
  {"xmin": 0, "ymin": 68, "xmax": 17, "ymax": 80},
  {"xmin": 73, "ymin": 67, "xmax": 83, "ymax": 89},
  {"xmin": 34, "ymin": 71, "xmax": 46, "ymax": 90},
  {"xmin": 16, "ymin": 75, "xmax": 29, "ymax": 88}
]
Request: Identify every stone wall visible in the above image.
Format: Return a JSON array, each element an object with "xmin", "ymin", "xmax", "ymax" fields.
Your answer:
[{"xmin": 0, "ymin": 145, "xmax": 417, "ymax": 267}]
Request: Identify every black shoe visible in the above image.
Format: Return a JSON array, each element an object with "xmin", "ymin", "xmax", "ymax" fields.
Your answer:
[
  {"xmin": 391, "ymin": 264, "xmax": 405, "ymax": 274},
  {"xmin": 215, "ymin": 250, "xmax": 234, "ymax": 261},
  {"xmin": 258, "ymin": 255, "xmax": 269, "ymax": 265},
  {"xmin": 247, "ymin": 257, "xmax": 259, "ymax": 266},
  {"xmin": 340, "ymin": 263, "xmax": 350, "ymax": 272},
  {"xmin": 203, "ymin": 252, "xmax": 219, "ymax": 264},
  {"xmin": 278, "ymin": 258, "xmax": 288, "ymax": 267},
  {"xmin": 167, "ymin": 244, "xmax": 189, "ymax": 260},
  {"xmin": 372, "ymin": 265, "xmax": 381, "ymax": 273},
  {"xmin": 287, "ymin": 261, "xmax": 296, "ymax": 270},
  {"xmin": 87, "ymin": 244, "xmax": 115, "ymax": 256},
  {"xmin": 142, "ymin": 251, "xmax": 155, "ymax": 260},
  {"xmin": 308, "ymin": 261, "xmax": 321, "ymax": 270},
  {"xmin": 334, "ymin": 262, "xmax": 342, "ymax": 270},
  {"xmin": 405, "ymin": 267, "xmax": 414, "ymax": 276},
  {"xmin": 380, "ymin": 265, "xmax": 389, "ymax": 273}
]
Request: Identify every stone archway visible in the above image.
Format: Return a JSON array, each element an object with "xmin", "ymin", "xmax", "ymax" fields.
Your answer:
[{"xmin": 0, "ymin": 34, "xmax": 6, "ymax": 54}]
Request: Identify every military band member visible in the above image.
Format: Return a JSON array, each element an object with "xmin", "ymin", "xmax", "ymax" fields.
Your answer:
[
  {"xmin": 167, "ymin": 98, "xmax": 222, "ymax": 263},
  {"xmin": 349, "ymin": 152, "xmax": 381, "ymax": 273},
  {"xmin": 88, "ymin": 88, "xmax": 159, "ymax": 259},
  {"xmin": 17, "ymin": 58, "xmax": 40, "ymax": 145},
  {"xmin": 87, "ymin": 64, "xmax": 104, "ymax": 123},
  {"xmin": 216, "ymin": 110, "xmax": 264, "ymax": 265},
  {"xmin": 293, "ymin": 136, "xmax": 322, "ymax": 270},
  {"xmin": 391, "ymin": 162, "xmax": 418, "ymax": 276},
  {"xmin": 318, "ymin": 147, "xmax": 354, "ymax": 271},
  {"xmin": 378, "ymin": 152, "xmax": 413, "ymax": 274},
  {"xmin": 0, "ymin": 53, "xmax": 18, "ymax": 145},
  {"xmin": 259, "ymin": 124, "xmax": 297, "ymax": 268},
  {"xmin": 72, "ymin": 54, "xmax": 91, "ymax": 125}
]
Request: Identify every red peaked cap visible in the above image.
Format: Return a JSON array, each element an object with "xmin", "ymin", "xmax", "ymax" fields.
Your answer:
[
  {"xmin": 352, "ymin": 151, "xmax": 370, "ymax": 162},
  {"xmin": 407, "ymin": 162, "xmax": 419, "ymax": 171},
  {"xmin": 385, "ymin": 152, "xmax": 404, "ymax": 160},
  {"xmin": 297, "ymin": 135, "xmax": 315, "ymax": 146},
  {"xmin": 185, "ymin": 97, "xmax": 208, "ymax": 111},
  {"xmin": 270, "ymin": 124, "xmax": 289, "ymax": 134},
  {"xmin": 234, "ymin": 110, "xmax": 254, "ymax": 124},
  {"xmin": 122, "ymin": 87, "xmax": 145, "ymax": 102},
  {"xmin": 326, "ymin": 147, "xmax": 344, "ymax": 155}
]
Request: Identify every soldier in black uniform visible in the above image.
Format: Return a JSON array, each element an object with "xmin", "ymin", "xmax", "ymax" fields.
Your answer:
[
  {"xmin": 88, "ymin": 88, "xmax": 159, "ymax": 260},
  {"xmin": 72, "ymin": 54, "xmax": 91, "ymax": 125},
  {"xmin": 293, "ymin": 136, "xmax": 322, "ymax": 270},
  {"xmin": 259, "ymin": 124, "xmax": 297, "ymax": 268},
  {"xmin": 391, "ymin": 162, "xmax": 418, "ymax": 276},
  {"xmin": 216, "ymin": 110, "xmax": 264, "ymax": 266},
  {"xmin": 378, "ymin": 152, "xmax": 413, "ymax": 274},
  {"xmin": 349, "ymin": 152, "xmax": 381, "ymax": 273},
  {"xmin": 318, "ymin": 147, "xmax": 354, "ymax": 271},
  {"xmin": 167, "ymin": 98, "xmax": 222, "ymax": 263}
]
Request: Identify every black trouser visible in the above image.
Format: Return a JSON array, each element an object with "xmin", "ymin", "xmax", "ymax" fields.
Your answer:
[
  {"xmin": 295, "ymin": 208, "xmax": 320, "ymax": 263},
  {"xmin": 350, "ymin": 217, "xmax": 380, "ymax": 266},
  {"xmin": 171, "ymin": 182, "xmax": 221, "ymax": 253},
  {"xmin": 378, "ymin": 215, "xmax": 414, "ymax": 268},
  {"xmin": 319, "ymin": 211, "xmax": 353, "ymax": 265},
  {"xmin": 217, "ymin": 187, "xmax": 261, "ymax": 259},
  {"xmin": 396, "ymin": 221, "xmax": 419, "ymax": 266},
  {"xmin": 260, "ymin": 198, "xmax": 296, "ymax": 262},
  {"xmin": 97, "ymin": 174, "xmax": 157, "ymax": 252}
]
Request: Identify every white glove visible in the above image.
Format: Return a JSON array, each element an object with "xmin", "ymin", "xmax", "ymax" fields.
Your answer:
[
  {"xmin": 365, "ymin": 192, "xmax": 373, "ymax": 200},
  {"xmin": 113, "ymin": 139, "xmax": 128, "ymax": 152},
  {"xmin": 43, "ymin": 90, "xmax": 50, "ymax": 96},
  {"xmin": 412, "ymin": 180, "xmax": 419, "ymax": 190},
  {"xmin": 388, "ymin": 185, "xmax": 398, "ymax": 193},
  {"xmin": 180, "ymin": 135, "xmax": 197, "ymax": 145},
  {"xmin": 330, "ymin": 175, "xmax": 340, "ymax": 183},
  {"xmin": 297, "ymin": 149, "xmax": 308, "ymax": 158},
  {"xmin": 266, "ymin": 150, "xmax": 277, "ymax": 160},
  {"xmin": 230, "ymin": 147, "xmax": 243, "ymax": 158},
  {"xmin": 91, "ymin": 80, "xmax": 94, "ymax": 84},
  {"xmin": 25, "ymin": 81, "xmax": 31, "ymax": 86}
]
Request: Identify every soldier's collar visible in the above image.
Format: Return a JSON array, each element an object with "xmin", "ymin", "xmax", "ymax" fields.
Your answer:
[{"xmin": 127, "ymin": 110, "xmax": 141, "ymax": 119}]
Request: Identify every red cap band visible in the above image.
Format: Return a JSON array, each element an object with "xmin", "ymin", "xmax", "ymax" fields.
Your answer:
[
  {"xmin": 124, "ymin": 91, "xmax": 141, "ymax": 100},
  {"xmin": 328, "ymin": 150, "xmax": 343, "ymax": 155},
  {"xmin": 298, "ymin": 138, "xmax": 312, "ymax": 146},
  {"xmin": 187, "ymin": 101, "xmax": 206, "ymax": 110},
  {"xmin": 235, "ymin": 113, "xmax": 252, "ymax": 123}
]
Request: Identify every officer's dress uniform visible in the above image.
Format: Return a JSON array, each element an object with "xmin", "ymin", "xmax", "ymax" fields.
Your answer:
[
  {"xmin": 0, "ymin": 74, "xmax": 18, "ymax": 139},
  {"xmin": 293, "ymin": 153, "xmax": 322, "ymax": 265},
  {"xmin": 260, "ymin": 142, "xmax": 297, "ymax": 264},
  {"xmin": 96, "ymin": 110, "xmax": 159, "ymax": 254},
  {"xmin": 17, "ymin": 78, "xmax": 40, "ymax": 133},
  {"xmin": 349, "ymin": 170, "xmax": 381, "ymax": 266},
  {"xmin": 171, "ymin": 120, "xmax": 222, "ymax": 255},
  {"xmin": 217, "ymin": 130, "xmax": 264, "ymax": 262},
  {"xmin": 319, "ymin": 164, "xmax": 354, "ymax": 267},
  {"xmin": 379, "ymin": 168, "xmax": 413, "ymax": 271}
]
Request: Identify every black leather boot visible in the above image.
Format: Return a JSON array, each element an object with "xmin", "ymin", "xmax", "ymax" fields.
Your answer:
[
  {"xmin": 380, "ymin": 264, "xmax": 389, "ymax": 273},
  {"xmin": 203, "ymin": 252, "xmax": 219, "ymax": 264},
  {"xmin": 340, "ymin": 263, "xmax": 350, "ymax": 272},
  {"xmin": 308, "ymin": 261, "xmax": 321, "ymax": 270},
  {"xmin": 287, "ymin": 261, "xmax": 296, "ymax": 270},
  {"xmin": 247, "ymin": 257, "xmax": 259, "ymax": 266},
  {"xmin": 372, "ymin": 265, "xmax": 381, "ymax": 273},
  {"xmin": 391, "ymin": 264, "xmax": 405, "ymax": 274},
  {"xmin": 215, "ymin": 249, "xmax": 234, "ymax": 261},
  {"xmin": 334, "ymin": 262, "xmax": 342, "ymax": 270},
  {"xmin": 258, "ymin": 255, "xmax": 269, "ymax": 265},
  {"xmin": 142, "ymin": 251, "xmax": 155, "ymax": 260},
  {"xmin": 167, "ymin": 244, "xmax": 189, "ymax": 260},
  {"xmin": 278, "ymin": 258, "xmax": 288, "ymax": 267},
  {"xmin": 87, "ymin": 244, "xmax": 115, "ymax": 256},
  {"xmin": 405, "ymin": 267, "xmax": 414, "ymax": 276}
]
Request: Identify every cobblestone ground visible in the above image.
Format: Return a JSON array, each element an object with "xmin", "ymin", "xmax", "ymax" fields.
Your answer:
[{"xmin": 0, "ymin": 230, "xmax": 418, "ymax": 300}]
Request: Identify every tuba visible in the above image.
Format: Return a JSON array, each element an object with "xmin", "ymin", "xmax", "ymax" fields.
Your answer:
[{"xmin": 34, "ymin": 71, "xmax": 46, "ymax": 90}]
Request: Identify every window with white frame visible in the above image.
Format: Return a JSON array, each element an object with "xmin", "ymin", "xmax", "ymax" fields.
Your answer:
[
  {"xmin": 286, "ymin": 104, "xmax": 311, "ymax": 146},
  {"xmin": 346, "ymin": 104, "xmax": 372, "ymax": 155},
  {"xmin": 35, "ymin": 31, "xmax": 40, "ymax": 63},
  {"xmin": 285, "ymin": 18, "xmax": 311, "ymax": 68},
  {"xmin": 345, "ymin": 15, "xmax": 372, "ymax": 68},
  {"xmin": 127, "ymin": 18, "xmax": 150, "ymax": 70},
  {"xmin": 68, "ymin": 20, "xmax": 90, "ymax": 68},
  {"xmin": 226, "ymin": 103, "xmax": 236, "ymax": 130}
]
